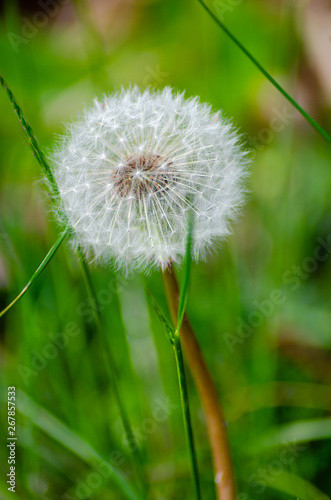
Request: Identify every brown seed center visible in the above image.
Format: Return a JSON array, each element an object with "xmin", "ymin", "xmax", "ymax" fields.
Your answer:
[{"xmin": 112, "ymin": 153, "xmax": 172, "ymax": 198}]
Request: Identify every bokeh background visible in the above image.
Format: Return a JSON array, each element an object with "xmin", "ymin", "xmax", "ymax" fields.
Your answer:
[{"xmin": 1, "ymin": 0, "xmax": 331, "ymax": 498}]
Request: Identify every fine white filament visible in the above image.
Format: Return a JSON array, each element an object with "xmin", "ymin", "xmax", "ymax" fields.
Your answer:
[{"xmin": 51, "ymin": 86, "xmax": 249, "ymax": 272}]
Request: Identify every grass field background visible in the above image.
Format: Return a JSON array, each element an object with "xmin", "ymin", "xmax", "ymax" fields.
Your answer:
[{"xmin": 0, "ymin": 0, "xmax": 331, "ymax": 498}]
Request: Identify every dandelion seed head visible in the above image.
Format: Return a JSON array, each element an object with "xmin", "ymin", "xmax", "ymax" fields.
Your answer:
[{"xmin": 51, "ymin": 86, "xmax": 250, "ymax": 273}]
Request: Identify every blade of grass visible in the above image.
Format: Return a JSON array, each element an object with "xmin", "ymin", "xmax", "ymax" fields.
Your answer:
[
  {"xmin": 177, "ymin": 211, "xmax": 194, "ymax": 333},
  {"xmin": 197, "ymin": 0, "xmax": 331, "ymax": 145},
  {"xmin": 146, "ymin": 290, "xmax": 175, "ymax": 345},
  {"xmin": 0, "ymin": 230, "xmax": 68, "ymax": 318},
  {"xmin": 173, "ymin": 336, "xmax": 202, "ymax": 500},
  {"xmin": 147, "ymin": 290, "xmax": 202, "ymax": 500},
  {"xmin": 270, "ymin": 471, "xmax": 329, "ymax": 500},
  {"xmin": 149, "ymin": 214, "xmax": 201, "ymax": 499},
  {"xmin": 0, "ymin": 74, "xmax": 59, "ymax": 192},
  {"xmin": 16, "ymin": 390, "xmax": 142, "ymax": 500},
  {"xmin": 162, "ymin": 263, "xmax": 236, "ymax": 500},
  {"xmin": 77, "ymin": 248, "xmax": 148, "ymax": 497},
  {"xmin": 174, "ymin": 212, "xmax": 201, "ymax": 500},
  {"xmin": 256, "ymin": 417, "xmax": 331, "ymax": 450}
]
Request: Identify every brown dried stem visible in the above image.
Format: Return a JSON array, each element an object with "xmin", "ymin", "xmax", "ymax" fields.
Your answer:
[{"xmin": 162, "ymin": 264, "xmax": 235, "ymax": 500}]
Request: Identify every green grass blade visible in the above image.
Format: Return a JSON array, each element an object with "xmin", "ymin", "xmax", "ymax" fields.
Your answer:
[
  {"xmin": 173, "ymin": 336, "xmax": 202, "ymax": 500},
  {"xmin": 174, "ymin": 212, "xmax": 201, "ymax": 500},
  {"xmin": 270, "ymin": 471, "xmax": 329, "ymax": 500},
  {"xmin": 0, "ymin": 230, "xmax": 68, "ymax": 318},
  {"xmin": 0, "ymin": 74, "xmax": 59, "ymax": 192},
  {"xmin": 148, "ymin": 287, "xmax": 201, "ymax": 500},
  {"xmin": 17, "ymin": 390, "xmax": 142, "ymax": 500},
  {"xmin": 198, "ymin": 0, "xmax": 331, "ymax": 145},
  {"xmin": 260, "ymin": 418, "xmax": 331, "ymax": 449},
  {"xmin": 77, "ymin": 248, "xmax": 147, "ymax": 496},
  {"xmin": 177, "ymin": 211, "xmax": 194, "ymax": 333},
  {"xmin": 146, "ymin": 290, "xmax": 175, "ymax": 345}
]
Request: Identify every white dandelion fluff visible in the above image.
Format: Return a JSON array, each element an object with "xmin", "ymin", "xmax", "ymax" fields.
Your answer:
[{"xmin": 51, "ymin": 86, "xmax": 249, "ymax": 272}]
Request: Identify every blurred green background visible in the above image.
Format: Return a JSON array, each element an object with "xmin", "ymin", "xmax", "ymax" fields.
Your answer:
[{"xmin": 1, "ymin": 0, "xmax": 331, "ymax": 498}]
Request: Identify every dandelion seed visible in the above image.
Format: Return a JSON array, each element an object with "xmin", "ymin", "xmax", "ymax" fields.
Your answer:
[{"xmin": 51, "ymin": 86, "xmax": 249, "ymax": 272}]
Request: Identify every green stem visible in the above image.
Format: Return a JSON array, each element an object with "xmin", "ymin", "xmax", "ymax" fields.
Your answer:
[
  {"xmin": 0, "ymin": 230, "xmax": 68, "ymax": 318},
  {"xmin": 177, "ymin": 211, "xmax": 194, "ymax": 332},
  {"xmin": 0, "ymin": 74, "xmax": 59, "ymax": 192},
  {"xmin": 198, "ymin": 0, "xmax": 331, "ymax": 145},
  {"xmin": 173, "ymin": 334, "xmax": 202, "ymax": 500},
  {"xmin": 77, "ymin": 249, "xmax": 147, "ymax": 496},
  {"xmin": 162, "ymin": 267, "xmax": 235, "ymax": 500}
]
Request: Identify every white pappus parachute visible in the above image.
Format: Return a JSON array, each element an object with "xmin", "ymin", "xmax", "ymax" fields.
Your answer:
[{"xmin": 51, "ymin": 86, "xmax": 249, "ymax": 272}]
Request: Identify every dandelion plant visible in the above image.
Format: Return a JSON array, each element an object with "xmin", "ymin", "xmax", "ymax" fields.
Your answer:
[
  {"xmin": 50, "ymin": 86, "xmax": 249, "ymax": 272},
  {"xmin": 1, "ymin": 1, "xmax": 331, "ymax": 498},
  {"xmin": 49, "ymin": 86, "xmax": 250, "ymax": 499}
]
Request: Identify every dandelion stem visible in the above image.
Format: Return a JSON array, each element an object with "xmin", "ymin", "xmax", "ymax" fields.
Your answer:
[
  {"xmin": 198, "ymin": 0, "xmax": 331, "ymax": 145},
  {"xmin": 77, "ymin": 249, "xmax": 147, "ymax": 496},
  {"xmin": 162, "ymin": 265, "xmax": 235, "ymax": 500}
]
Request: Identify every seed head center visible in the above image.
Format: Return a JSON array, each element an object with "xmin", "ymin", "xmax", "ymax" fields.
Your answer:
[{"xmin": 112, "ymin": 153, "xmax": 172, "ymax": 198}]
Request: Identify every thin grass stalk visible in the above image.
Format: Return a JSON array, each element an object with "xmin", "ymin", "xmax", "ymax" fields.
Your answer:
[
  {"xmin": 174, "ymin": 212, "xmax": 201, "ymax": 499},
  {"xmin": 147, "ymin": 289, "xmax": 201, "ymax": 499},
  {"xmin": 177, "ymin": 211, "xmax": 194, "ymax": 332},
  {"xmin": 173, "ymin": 333, "xmax": 202, "ymax": 500},
  {"xmin": 0, "ymin": 74, "xmax": 59, "ymax": 191},
  {"xmin": 0, "ymin": 230, "xmax": 68, "ymax": 318},
  {"xmin": 78, "ymin": 249, "xmax": 147, "ymax": 496},
  {"xmin": 162, "ymin": 264, "xmax": 235, "ymax": 500},
  {"xmin": 197, "ymin": 0, "xmax": 331, "ymax": 145}
]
